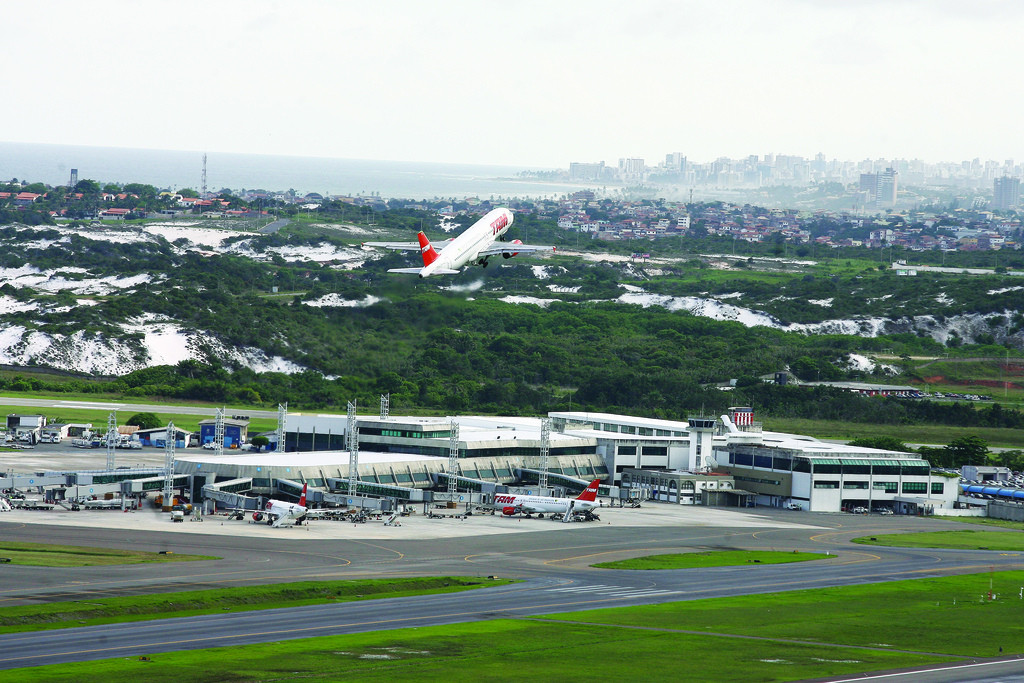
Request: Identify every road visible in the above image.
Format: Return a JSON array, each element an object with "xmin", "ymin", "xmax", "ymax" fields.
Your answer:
[{"xmin": 1, "ymin": 511, "xmax": 1022, "ymax": 678}]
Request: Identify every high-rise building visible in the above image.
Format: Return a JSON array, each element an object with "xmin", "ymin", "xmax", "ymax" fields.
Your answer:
[
  {"xmin": 664, "ymin": 153, "xmax": 687, "ymax": 172},
  {"xmin": 569, "ymin": 161, "xmax": 606, "ymax": 182},
  {"xmin": 993, "ymin": 176, "xmax": 1020, "ymax": 210},
  {"xmin": 875, "ymin": 167, "xmax": 898, "ymax": 207},
  {"xmin": 860, "ymin": 168, "xmax": 898, "ymax": 208}
]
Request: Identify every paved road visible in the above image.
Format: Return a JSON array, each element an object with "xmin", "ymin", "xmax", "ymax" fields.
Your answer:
[
  {"xmin": 1, "ymin": 513, "xmax": 1022, "ymax": 675},
  {"xmin": 258, "ymin": 218, "xmax": 290, "ymax": 234}
]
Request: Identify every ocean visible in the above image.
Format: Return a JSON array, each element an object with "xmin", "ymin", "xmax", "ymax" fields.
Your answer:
[{"xmin": 0, "ymin": 141, "xmax": 585, "ymax": 200}]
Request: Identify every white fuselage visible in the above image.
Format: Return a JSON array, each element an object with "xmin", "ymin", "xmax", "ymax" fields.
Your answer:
[
  {"xmin": 422, "ymin": 208, "xmax": 513, "ymax": 277},
  {"xmin": 492, "ymin": 492, "xmax": 597, "ymax": 516},
  {"xmin": 265, "ymin": 499, "xmax": 307, "ymax": 526}
]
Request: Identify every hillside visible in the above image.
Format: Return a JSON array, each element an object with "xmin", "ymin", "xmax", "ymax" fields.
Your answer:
[{"xmin": 0, "ymin": 215, "xmax": 1022, "ymax": 419}]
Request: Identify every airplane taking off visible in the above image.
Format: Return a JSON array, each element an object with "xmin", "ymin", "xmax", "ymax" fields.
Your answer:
[
  {"xmin": 252, "ymin": 484, "xmax": 308, "ymax": 527},
  {"xmin": 491, "ymin": 479, "xmax": 602, "ymax": 522},
  {"xmin": 364, "ymin": 207, "xmax": 555, "ymax": 277}
]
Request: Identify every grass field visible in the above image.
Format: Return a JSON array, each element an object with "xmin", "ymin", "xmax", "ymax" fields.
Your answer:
[
  {"xmin": 16, "ymin": 572, "xmax": 1024, "ymax": 682},
  {"xmin": 592, "ymin": 550, "xmax": 827, "ymax": 570},
  {"xmin": 760, "ymin": 416, "xmax": 1024, "ymax": 449},
  {"xmin": 852, "ymin": 529, "xmax": 1024, "ymax": 551},
  {"xmin": 0, "ymin": 542, "xmax": 218, "ymax": 567},
  {"xmin": 933, "ymin": 515, "xmax": 1024, "ymax": 530},
  {"xmin": 0, "ymin": 578, "xmax": 509, "ymax": 635}
]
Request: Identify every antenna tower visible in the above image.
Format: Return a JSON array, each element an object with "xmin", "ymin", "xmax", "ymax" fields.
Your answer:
[{"xmin": 201, "ymin": 153, "xmax": 207, "ymax": 197}]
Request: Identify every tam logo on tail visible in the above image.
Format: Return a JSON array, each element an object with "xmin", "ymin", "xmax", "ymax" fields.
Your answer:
[
  {"xmin": 298, "ymin": 483, "xmax": 307, "ymax": 507},
  {"xmin": 576, "ymin": 480, "xmax": 600, "ymax": 502},
  {"xmin": 417, "ymin": 232, "xmax": 439, "ymax": 267}
]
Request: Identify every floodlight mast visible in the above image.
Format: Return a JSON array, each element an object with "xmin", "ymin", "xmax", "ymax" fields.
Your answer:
[
  {"xmin": 538, "ymin": 418, "xmax": 551, "ymax": 492},
  {"xmin": 446, "ymin": 420, "xmax": 460, "ymax": 501},
  {"xmin": 162, "ymin": 421, "xmax": 176, "ymax": 511},
  {"xmin": 214, "ymin": 407, "xmax": 225, "ymax": 456},
  {"xmin": 347, "ymin": 401, "xmax": 359, "ymax": 496},
  {"xmin": 275, "ymin": 403, "xmax": 287, "ymax": 453},
  {"xmin": 105, "ymin": 412, "xmax": 118, "ymax": 471}
]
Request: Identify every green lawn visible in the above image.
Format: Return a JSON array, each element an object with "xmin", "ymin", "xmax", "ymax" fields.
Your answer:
[
  {"xmin": 0, "ymin": 542, "xmax": 218, "ymax": 567},
  {"xmin": 761, "ymin": 417, "xmax": 1024, "ymax": 449},
  {"xmin": 3, "ymin": 620, "xmax": 953, "ymax": 683},
  {"xmin": 0, "ymin": 578, "xmax": 509, "ymax": 634},
  {"xmin": 542, "ymin": 571, "xmax": 1024, "ymax": 658},
  {"xmin": 852, "ymin": 529, "xmax": 1024, "ymax": 551},
  {"xmin": 933, "ymin": 515, "xmax": 1024, "ymax": 530},
  {"xmin": 592, "ymin": 550, "xmax": 827, "ymax": 570}
]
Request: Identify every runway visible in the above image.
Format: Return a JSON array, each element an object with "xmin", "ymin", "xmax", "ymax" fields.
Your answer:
[{"xmin": 1, "ymin": 506, "xmax": 1021, "ymax": 674}]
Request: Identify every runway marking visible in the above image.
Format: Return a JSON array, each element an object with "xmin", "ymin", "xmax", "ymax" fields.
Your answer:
[
  {"xmin": 826, "ymin": 658, "xmax": 1020, "ymax": 680},
  {"xmin": 344, "ymin": 539, "xmax": 404, "ymax": 560},
  {"xmin": 544, "ymin": 584, "xmax": 682, "ymax": 598}
]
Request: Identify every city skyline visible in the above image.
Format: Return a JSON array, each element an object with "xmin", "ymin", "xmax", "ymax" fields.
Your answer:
[{"xmin": 2, "ymin": 1, "xmax": 1023, "ymax": 169}]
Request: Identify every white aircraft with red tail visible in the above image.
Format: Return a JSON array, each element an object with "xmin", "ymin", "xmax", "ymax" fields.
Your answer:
[
  {"xmin": 364, "ymin": 207, "xmax": 555, "ymax": 277},
  {"xmin": 252, "ymin": 484, "xmax": 309, "ymax": 527},
  {"xmin": 492, "ymin": 479, "xmax": 602, "ymax": 522}
]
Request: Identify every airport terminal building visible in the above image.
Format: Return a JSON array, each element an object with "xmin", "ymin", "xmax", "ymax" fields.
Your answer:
[{"xmin": 2, "ymin": 407, "xmax": 958, "ymax": 515}]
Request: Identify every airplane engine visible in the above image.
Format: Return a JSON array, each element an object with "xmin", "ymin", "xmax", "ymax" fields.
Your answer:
[
  {"xmin": 252, "ymin": 512, "xmax": 264, "ymax": 522},
  {"xmin": 501, "ymin": 506, "xmax": 517, "ymax": 516},
  {"xmin": 502, "ymin": 239, "xmax": 523, "ymax": 259}
]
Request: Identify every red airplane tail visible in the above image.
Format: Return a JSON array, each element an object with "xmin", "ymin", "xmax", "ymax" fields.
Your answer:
[
  {"xmin": 417, "ymin": 231, "xmax": 439, "ymax": 267},
  {"xmin": 299, "ymin": 483, "xmax": 308, "ymax": 507},
  {"xmin": 576, "ymin": 479, "xmax": 601, "ymax": 502}
]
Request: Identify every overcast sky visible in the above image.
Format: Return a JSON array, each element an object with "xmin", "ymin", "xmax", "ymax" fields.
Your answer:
[{"xmin": 4, "ymin": 0, "xmax": 1022, "ymax": 168}]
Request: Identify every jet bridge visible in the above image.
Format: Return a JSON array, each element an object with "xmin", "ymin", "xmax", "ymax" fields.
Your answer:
[
  {"xmin": 324, "ymin": 477, "xmax": 428, "ymax": 502},
  {"xmin": 517, "ymin": 468, "xmax": 615, "ymax": 497}
]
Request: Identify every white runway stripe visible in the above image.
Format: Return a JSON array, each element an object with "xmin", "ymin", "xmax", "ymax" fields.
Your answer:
[{"xmin": 546, "ymin": 585, "xmax": 681, "ymax": 598}]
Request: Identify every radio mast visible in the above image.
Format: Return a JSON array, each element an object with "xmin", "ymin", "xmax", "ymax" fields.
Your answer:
[{"xmin": 201, "ymin": 153, "xmax": 207, "ymax": 197}]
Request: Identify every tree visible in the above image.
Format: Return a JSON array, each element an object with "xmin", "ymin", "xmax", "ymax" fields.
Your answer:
[
  {"xmin": 178, "ymin": 188, "xmax": 199, "ymax": 198},
  {"xmin": 945, "ymin": 435, "xmax": 989, "ymax": 467},
  {"xmin": 126, "ymin": 412, "xmax": 162, "ymax": 430},
  {"xmin": 75, "ymin": 179, "xmax": 101, "ymax": 194},
  {"xmin": 250, "ymin": 435, "xmax": 269, "ymax": 452}
]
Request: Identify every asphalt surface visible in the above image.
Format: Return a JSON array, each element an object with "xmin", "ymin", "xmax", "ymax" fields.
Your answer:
[{"xmin": 1, "ymin": 509, "xmax": 1023, "ymax": 680}]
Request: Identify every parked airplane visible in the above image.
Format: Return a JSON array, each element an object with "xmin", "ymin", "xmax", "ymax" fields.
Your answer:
[
  {"xmin": 364, "ymin": 207, "xmax": 555, "ymax": 277},
  {"xmin": 491, "ymin": 479, "xmax": 602, "ymax": 521},
  {"xmin": 252, "ymin": 484, "xmax": 308, "ymax": 527}
]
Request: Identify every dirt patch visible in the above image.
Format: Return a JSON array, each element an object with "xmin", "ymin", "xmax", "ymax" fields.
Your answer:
[{"xmin": 922, "ymin": 376, "xmax": 945, "ymax": 383}]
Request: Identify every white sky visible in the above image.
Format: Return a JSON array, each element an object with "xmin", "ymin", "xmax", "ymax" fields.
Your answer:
[{"xmin": 4, "ymin": 0, "xmax": 1022, "ymax": 168}]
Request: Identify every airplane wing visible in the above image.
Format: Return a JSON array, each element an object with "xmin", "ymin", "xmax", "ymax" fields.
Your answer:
[
  {"xmin": 364, "ymin": 239, "xmax": 454, "ymax": 252},
  {"xmin": 387, "ymin": 267, "xmax": 461, "ymax": 275},
  {"xmin": 476, "ymin": 243, "xmax": 555, "ymax": 258}
]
